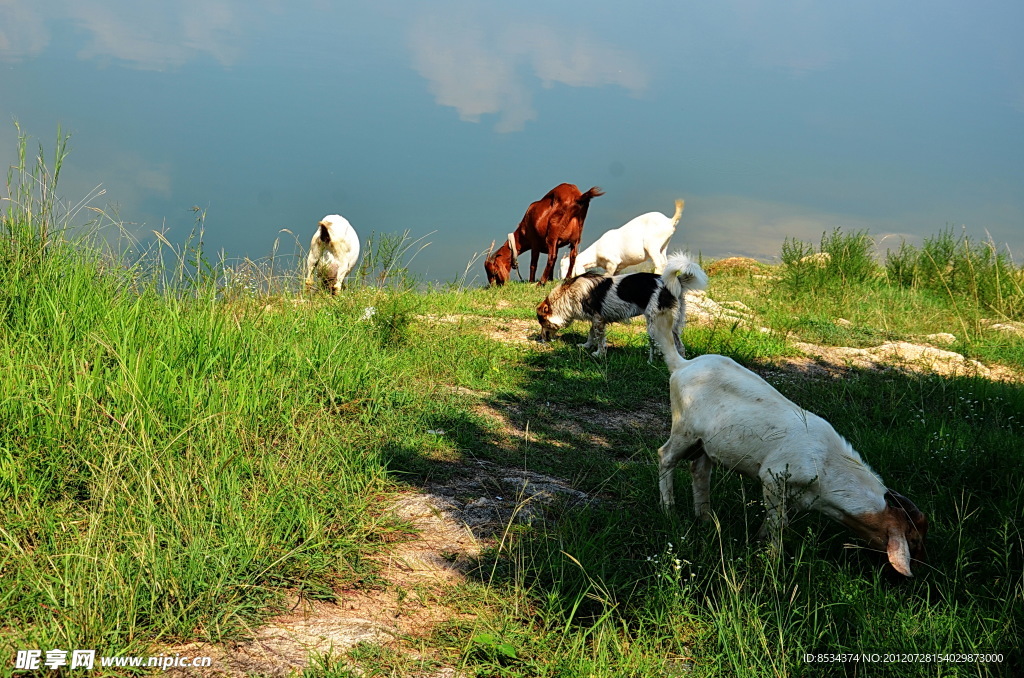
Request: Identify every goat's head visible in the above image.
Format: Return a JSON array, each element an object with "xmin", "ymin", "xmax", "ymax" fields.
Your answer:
[
  {"xmin": 844, "ymin": 490, "xmax": 928, "ymax": 577},
  {"xmin": 484, "ymin": 233, "xmax": 518, "ymax": 287},
  {"xmin": 535, "ymin": 299, "xmax": 556, "ymax": 341},
  {"xmin": 535, "ymin": 284, "xmax": 573, "ymax": 342},
  {"xmin": 484, "ymin": 246, "xmax": 510, "ymax": 286}
]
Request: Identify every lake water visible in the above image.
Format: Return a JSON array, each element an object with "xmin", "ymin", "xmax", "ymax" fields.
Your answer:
[{"xmin": 2, "ymin": 0, "xmax": 1022, "ymax": 283}]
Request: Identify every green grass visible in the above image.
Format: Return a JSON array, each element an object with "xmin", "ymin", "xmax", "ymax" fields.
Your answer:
[{"xmin": 2, "ymin": 133, "xmax": 1022, "ymax": 677}]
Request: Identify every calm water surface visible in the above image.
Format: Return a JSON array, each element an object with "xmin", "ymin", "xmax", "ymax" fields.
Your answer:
[{"xmin": 2, "ymin": 1, "xmax": 1022, "ymax": 281}]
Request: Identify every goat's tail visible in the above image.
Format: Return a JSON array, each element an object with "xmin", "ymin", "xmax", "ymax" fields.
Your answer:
[
  {"xmin": 670, "ymin": 199, "xmax": 685, "ymax": 226},
  {"xmin": 318, "ymin": 221, "xmax": 332, "ymax": 243},
  {"xmin": 577, "ymin": 186, "xmax": 605, "ymax": 205},
  {"xmin": 661, "ymin": 252, "xmax": 707, "ymax": 300}
]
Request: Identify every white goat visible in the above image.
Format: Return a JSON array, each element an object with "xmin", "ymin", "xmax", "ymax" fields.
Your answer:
[
  {"xmin": 650, "ymin": 327, "xmax": 928, "ymax": 577},
  {"xmin": 305, "ymin": 214, "xmax": 360, "ymax": 294},
  {"xmin": 559, "ymin": 199, "xmax": 684, "ymax": 278}
]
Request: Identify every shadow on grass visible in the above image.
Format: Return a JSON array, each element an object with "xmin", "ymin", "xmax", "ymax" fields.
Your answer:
[{"xmin": 384, "ymin": 331, "xmax": 1024, "ymax": 674}]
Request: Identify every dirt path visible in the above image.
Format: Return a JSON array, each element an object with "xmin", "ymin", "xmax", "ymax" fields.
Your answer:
[
  {"xmin": 165, "ymin": 464, "xmax": 596, "ymax": 677},
  {"xmin": 165, "ymin": 491, "xmax": 477, "ymax": 676}
]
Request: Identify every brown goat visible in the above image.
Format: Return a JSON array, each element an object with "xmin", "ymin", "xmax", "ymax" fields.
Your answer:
[{"xmin": 485, "ymin": 183, "xmax": 604, "ymax": 286}]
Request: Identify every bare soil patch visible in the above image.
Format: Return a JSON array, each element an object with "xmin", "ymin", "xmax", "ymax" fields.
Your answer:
[
  {"xmin": 164, "ymin": 463, "xmax": 597, "ymax": 676},
  {"xmin": 420, "ymin": 313, "xmax": 538, "ymax": 344},
  {"xmin": 165, "ymin": 492, "xmax": 481, "ymax": 677}
]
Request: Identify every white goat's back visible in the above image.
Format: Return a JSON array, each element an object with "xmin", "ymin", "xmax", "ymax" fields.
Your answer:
[
  {"xmin": 667, "ymin": 354, "xmax": 888, "ymax": 518},
  {"xmin": 669, "ymin": 355, "xmax": 822, "ymax": 460}
]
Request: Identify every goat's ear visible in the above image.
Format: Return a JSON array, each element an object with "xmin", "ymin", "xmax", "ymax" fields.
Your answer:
[
  {"xmin": 886, "ymin": 490, "xmax": 928, "ymax": 538},
  {"xmin": 886, "ymin": 531, "xmax": 913, "ymax": 577}
]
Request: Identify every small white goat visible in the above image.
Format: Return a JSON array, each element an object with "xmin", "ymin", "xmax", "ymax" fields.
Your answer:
[
  {"xmin": 305, "ymin": 214, "xmax": 360, "ymax": 294},
  {"xmin": 559, "ymin": 199, "xmax": 684, "ymax": 278},
  {"xmin": 651, "ymin": 327, "xmax": 928, "ymax": 577}
]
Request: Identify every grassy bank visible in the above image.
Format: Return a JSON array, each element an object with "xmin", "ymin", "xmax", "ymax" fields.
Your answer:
[{"xmin": 2, "ymin": 137, "xmax": 1022, "ymax": 676}]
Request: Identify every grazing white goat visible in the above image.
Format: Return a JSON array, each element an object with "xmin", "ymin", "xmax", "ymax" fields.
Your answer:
[
  {"xmin": 650, "ymin": 327, "xmax": 928, "ymax": 577},
  {"xmin": 305, "ymin": 214, "xmax": 360, "ymax": 294},
  {"xmin": 559, "ymin": 199, "xmax": 684, "ymax": 278}
]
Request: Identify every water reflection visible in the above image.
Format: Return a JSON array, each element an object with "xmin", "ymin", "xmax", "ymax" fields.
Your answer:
[
  {"xmin": 410, "ymin": 10, "xmax": 647, "ymax": 133},
  {"xmin": 1, "ymin": 0, "xmax": 1021, "ymax": 280},
  {"xmin": 0, "ymin": 0, "xmax": 251, "ymax": 69}
]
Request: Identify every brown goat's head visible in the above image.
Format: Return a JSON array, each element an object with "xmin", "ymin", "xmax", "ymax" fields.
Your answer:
[
  {"xmin": 484, "ymin": 234, "xmax": 518, "ymax": 287},
  {"xmin": 485, "ymin": 245, "xmax": 511, "ymax": 286}
]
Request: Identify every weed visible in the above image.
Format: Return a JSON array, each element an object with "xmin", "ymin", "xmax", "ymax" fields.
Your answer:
[{"xmin": 885, "ymin": 227, "xmax": 1024, "ymax": 320}]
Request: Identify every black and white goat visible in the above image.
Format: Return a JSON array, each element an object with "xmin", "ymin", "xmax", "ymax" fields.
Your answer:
[{"xmin": 537, "ymin": 252, "xmax": 707, "ymax": 361}]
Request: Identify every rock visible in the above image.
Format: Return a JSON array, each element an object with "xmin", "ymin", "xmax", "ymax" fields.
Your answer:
[
  {"xmin": 720, "ymin": 300, "xmax": 753, "ymax": 313},
  {"xmin": 924, "ymin": 332, "xmax": 957, "ymax": 346},
  {"xmin": 989, "ymin": 322, "xmax": 1024, "ymax": 337},
  {"xmin": 792, "ymin": 340, "xmax": 990, "ymax": 378},
  {"xmin": 798, "ymin": 252, "xmax": 832, "ymax": 266}
]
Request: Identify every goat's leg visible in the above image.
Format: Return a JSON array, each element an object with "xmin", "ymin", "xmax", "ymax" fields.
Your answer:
[
  {"xmin": 304, "ymin": 243, "xmax": 321, "ymax": 290},
  {"xmin": 597, "ymin": 254, "xmax": 620, "ymax": 276},
  {"xmin": 755, "ymin": 468, "xmax": 791, "ymax": 550},
  {"xmin": 651, "ymin": 247, "xmax": 668, "ymax": 274},
  {"xmin": 689, "ymin": 452, "xmax": 713, "ymax": 521},
  {"xmin": 658, "ymin": 436, "xmax": 706, "ymax": 513},
  {"xmin": 529, "ymin": 250, "xmax": 541, "ymax": 283},
  {"xmin": 565, "ymin": 243, "xmax": 579, "ymax": 281},
  {"xmin": 538, "ymin": 242, "xmax": 559, "ymax": 285}
]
